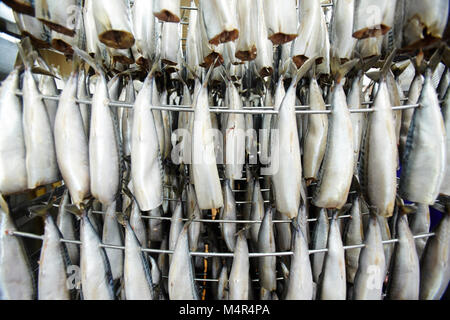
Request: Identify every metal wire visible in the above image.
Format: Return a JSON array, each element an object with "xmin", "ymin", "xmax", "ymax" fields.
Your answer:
[
  {"xmin": 9, "ymin": 230, "xmax": 435, "ymax": 257},
  {"xmin": 13, "ymin": 91, "xmax": 421, "ymax": 114}
]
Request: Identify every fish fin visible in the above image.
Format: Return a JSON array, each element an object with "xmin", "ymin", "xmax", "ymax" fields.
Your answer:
[
  {"xmin": 72, "ymin": 45, "xmax": 107, "ymax": 76},
  {"xmin": 395, "ymin": 195, "xmax": 417, "ymax": 215},
  {"xmin": 380, "ymin": 49, "xmax": 398, "ymax": 79},
  {"xmin": 428, "ymin": 45, "xmax": 445, "ymax": 73},
  {"xmin": 331, "ymin": 55, "xmax": 358, "ymax": 81},
  {"xmin": 338, "ymin": 203, "xmax": 353, "ymax": 216},
  {"xmin": 0, "ymin": 194, "xmax": 9, "ymax": 214},
  {"xmin": 28, "ymin": 189, "xmax": 57, "ymax": 217},
  {"xmin": 292, "ymin": 56, "xmax": 317, "ymax": 85}
]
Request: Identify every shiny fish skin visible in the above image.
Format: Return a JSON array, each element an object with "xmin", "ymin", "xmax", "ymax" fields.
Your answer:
[
  {"xmin": 409, "ymin": 204, "xmax": 430, "ymax": 259},
  {"xmin": 311, "ymin": 208, "xmax": 329, "ymax": 283},
  {"xmin": 387, "ymin": 214, "xmax": 420, "ymax": 300},
  {"xmin": 148, "ymin": 206, "xmax": 164, "ymax": 242},
  {"xmin": 121, "ymin": 80, "xmax": 135, "ymax": 158},
  {"xmin": 77, "ymin": 68, "xmax": 91, "ymax": 139},
  {"xmin": 169, "ymin": 201, "xmax": 183, "ymax": 264},
  {"xmin": 353, "ymin": 215, "xmax": 386, "ymax": 300},
  {"xmin": 0, "ymin": 68, "xmax": 27, "ymax": 195},
  {"xmin": 254, "ymin": 0, "xmax": 273, "ymax": 77},
  {"xmin": 192, "ymin": 79, "xmax": 223, "ymax": 210},
  {"xmin": 89, "ymin": 73, "xmax": 120, "ymax": 206},
  {"xmin": 312, "ymin": 81, "xmax": 354, "ymax": 210},
  {"xmin": 262, "ymin": 0, "xmax": 298, "ymax": 45},
  {"xmin": 168, "ymin": 224, "xmax": 200, "ymax": 300},
  {"xmin": 83, "ymin": 0, "xmax": 100, "ymax": 57},
  {"xmin": 132, "ymin": 0, "xmax": 157, "ymax": 63},
  {"xmin": 186, "ymin": 183, "xmax": 201, "ymax": 251},
  {"xmin": 131, "ymin": 73, "xmax": 163, "ymax": 211},
  {"xmin": 80, "ymin": 213, "xmax": 115, "ymax": 300},
  {"xmin": 399, "ymin": 74, "xmax": 423, "ymax": 159},
  {"xmin": 0, "ymin": 198, "xmax": 34, "ymax": 300},
  {"xmin": 250, "ymin": 179, "xmax": 264, "ymax": 247},
  {"xmin": 54, "ymin": 71, "xmax": 90, "ymax": 207},
  {"xmin": 56, "ymin": 189, "xmax": 79, "ymax": 265},
  {"xmin": 439, "ymin": 87, "xmax": 450, "ymax": 196},
  {"xmin": 130, "ymin": 199, "xmax": 147, "ymax": 248},
  {"xmin": 271, "ymin": 75, "xmax": 303, "ymax": 219},
  {"xmin": 22, "ymin": 68, "xmax": 59, "ymax": 189},
  {"xmin": 102, "ymin": 201, "xmax": 123, "ymax": 281},
  {"xmin": 224, "ymin": 81, "xmax": 246, "ymax": 180},
  {"xmin": 186, "ymin": 0, "xmax": 200, "ymax": 79},
  {"xmin": 319, "ymin": 213, "xmax": 346, "ymax": 300},
  {"xmin": 38, "ymin": 75, "xmax": 58, "ymax": 132},
  {"xmin": 229, "ymin": 232, "xmax": 250, "ymax": 300},
  {"xmin": 235, "ymin": 0, "xmax": 257, "ymax": 61},
  {"xmin": 360, "ymin": 78, "xmax": 397, "ymax": 217},
  {"xmin": 124, "ymin": 221, "xmax": 154, "ymax": 300},
  {"xmin": 420, "ymin": 212, "xmax": 450, "ymax": 300},
  {"xmin": 220, "ymin": 181, "xmax": 237, "ymax": 252},
  {"xmin": 347, "ymin": 75, "xmax": 365, "ymax": 173},
  {"xmin": 377, "ymin": 215, "xmax": 394, "ymax": 275},
  {"xmin": 285, "ymin": 227, "xmax": 313, "ymax": 300},
  {"xmin": 217, "ymin": 266, "xmax": 229, "ymax": 300},
  {"xmin": 38, "ymin": 214, "xmax": 71, "ymax": 300},
  {"xmin": 399, "ymin": 70, "xmax": 446, "ymax": 205},
  {"xmin": 258, "ymin": 208, "xmax": 277, "ymax": 292},
  {"xmin": 303, "ymin": 77, "xmax": 328, "ymax": 182},
  {"xmin": 161, "ymin": 22, "xmax": 180, "ymax": 66},
  {"xmin": 344, "ymin": 196, "xmax": 364, "ymax": 284}
]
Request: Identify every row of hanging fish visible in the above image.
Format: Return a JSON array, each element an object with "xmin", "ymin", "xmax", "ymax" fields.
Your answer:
[
  {"xmin": 0, "ymin": 0, "xmax": 449, "ymax": 301},
  {"xmin": 5, "ymin": 0, "xmax": 450, "ymax": 77}
]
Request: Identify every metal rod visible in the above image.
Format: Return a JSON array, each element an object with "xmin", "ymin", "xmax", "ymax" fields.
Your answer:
[
  {"xmin": 9, "ymin": 230, "xmax": 435, "ymax": 257},
  {"xmin": 14, "ymin": 91, "xmax": 421, "ymax": 114}
]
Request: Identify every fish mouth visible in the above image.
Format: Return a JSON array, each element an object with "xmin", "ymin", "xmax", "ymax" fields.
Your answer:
[
  {"xmin": 268, "ymin": 33, "xmax": 298, "ymax": 45},
  {"xmin": 154, "ymin": 10, "xmax": 181, "ymax": 23},
  {"xmin": 235, "ymin": 45, "xmax": 257, "ymax": 61},
  {"xmin": 51, "ymin": 39, "xmax": 74, "ymax": 56},
  {"xmin": 352, "ymin": 25, "xmax": 391, "ymax": 39},
  {"xmin": 99, "ymin": 30, "xmax": 135, "ymax": 49},
  {"xmin": 200, "ymin": 52, "xmax": 224, "ymax": 68},
  {"xmin": 22, "ymin": 32, "xmax": 51, "ymax": 49},
  {"xmin": 3, "ymin": 0, "xmax": 34, "ymax": 16},
  {"xmin": 39, "ymin": 20, "xmax": 76, "ymax": 37},
  {"xmin": 208, "ymin": 29, "xmax": 239, "ymax": 46}
]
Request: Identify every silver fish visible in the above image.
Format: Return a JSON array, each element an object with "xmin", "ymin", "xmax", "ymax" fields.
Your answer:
[
  {"xmin": 258, "ymin": 207, "xmax": 277, "ymax": 292},
  {"xmin": 250, "ymin": 179, "xmax": 264, "ymax": 247},
  {"xmin": 80, "ymin": 212, "xmax": 115, "ymax": 300},
  {"xmin": 186, "ymin": 183, "xmax": 201, "ymax": 252},
  {"xmin": 192, "ymin": 77, "xmax": 223, "ymax": 209},
  {"xmin": 89, "ymin": 73, "xmax": 119, "ymax": 206},
  {"xmin": 262, "ymin": 0, "xmax": 298, "ymax": 45},
  {"xmin": 360, "ymin": 77, "xmax": 397, "ymax": 217},
  {"xmin": 54, "ymin": 70, "xmax": 90, "ymax": 208},
  {"xmin": 123, "ymin": 220, "xmax": 154, "ymax": 300},
  {"xmin": 319, "ymin": 213, "xmax": 346, "ymax": 300},
  {"xmin": 168, "ymin": 223, "xmax": 200, "ymax": 300},
  {"xmin": 235, "ymin": 0, "xmax": 257, "ymax": 61},
  {"xmin": 420, "ymin": 211, "xmax": 450, "ymax": 300},
  {"xmin": 303, "ymin": 76, "xmax": 328, "ymax": 182},
  {"xmin": 131, "ymin": 73, "xmax": 163, "ymax": 211},
  {"xmin": 121, "ymin": 80, "xmax": 135, "ymax": 158},
  {"xmin": 13, "ymin": 11, "xmax": 50, "ymax": 49},
  {"xmin": 217, "ymin": 266, "xmax": 229, "ymax": 300},
  {"xmin": 38, "ymin": 214, "xmax": 71, "ymax": 300},
  {"xmin": 220, "ymin": 180, "xmax": 237, "ymax": 252},
  {"xmin": 387, "ymin": 214, "xmax": 420, "ymax": 300},
  {"xmin": 229, "ymin": 232, "xmax": 250, "ymax": 300},
  {"xmin": 313, "ymin": 80, "xmax": 354, "ymax": 210},
  {"xmin": 0, "ymin": 196, "xmax": 34, "ymax": 299},
  {"xmin": 352, "ymin": 214, "xmax": 386, "ymax": 300},
  {"xmin": 83, "ymin": 0, "xmax": 100, "ymax": 57},
  {"xmin": 56, "ymin": 189, "xmax": 79, "ymax": 265},
  {"xmin": 347, "ymin": 75, "xmax": 365, "ymax": 173},
  {"xmin": 148, "ymin": 206, "xmax": 164, "ymax": 242},
  {"xmin": 399, "ymin": 70, "xmax": 446, "ymax": 205},
  {"xmin": 254, "ymin": 0, "xmax": 273, "ymax": 77},
  {"xmin": 377, "ymin": 214, "xmax": 394, "ymax": 275},
  {"xmin": 311, "ymin": 208, "xmax": 329, "ymax": 283},
  {"xmin": 102, "ymin": 201, "xmax": 123, "ymax": 281},
  {"xmin": 169, "ymin": 201, "xmax": 184, "ymax": 264},
  {"xmin": 0, "ymin": 68, "xmax": 27, "ymax": 195},
  {"xmin": 22, "ymin": 67, "xmax": 59, "ymax": 189},
  {"xmin": 409, "ymin": 204, "xmax": 430, "ymax": 259},
  {"xmin": 344, "ymin": 196, "xmax": 364, "ymax": 284},
  {"xmin": 38, "ymin": 74, "xmax": 58, "ymax": 132},
  {"xmin": 130, "ymin": 199, "xmax": 147, "ymax": 249},
  {"xmin": 77, "ymin": 68, "xmax": 91, "ymax": 139},
  {"xmin": 132, "ymin": 0, "xmax": 157, "ymax": 64},
  {"xmin": 285, "ymin": 227, "xmax": 314, "ymax": 300},
  {"xmin": 439, "ymin": 87, "xmax": 450, "ymax": 196},
  {"xmin": 186, "ymin": 0, "xmax": 201, "ymax": 79},
  {"xmin": 161, "ymin": 22, "xmax": 181, "ymax": 66}
]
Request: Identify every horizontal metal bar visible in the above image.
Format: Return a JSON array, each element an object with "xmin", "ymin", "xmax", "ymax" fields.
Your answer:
[
  {"xmin": 14, "ymin": 91, "xmax": 421, "ymax": 114},
  {"xmin": 9, "ymin": 230, "xmax": 435, "ymax": 257},
  {"xmin": 180, "ymin": 3, "xmax": 333, "ymax": 10}
]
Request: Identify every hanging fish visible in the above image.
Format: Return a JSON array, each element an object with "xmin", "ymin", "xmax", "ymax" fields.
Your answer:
[
  {"xmin": 353, "ymin": 0, "xmax": 396, "ymax": 39},
  {"xmin": 13, "ymin": 11, "xmax": 50, "ymax": 49},
  {"xmin": 439, "ymin": 86, "xmax": 450, "ymax": 196},
  {"xmin": 199, "ymin": 0, "xmax": 239, "ymax": 46},
  {"xmin": 35, "ymin": 0, "xmax": 78, "ymax": 36},
  {"xmin": 258, "ymin": 207, "xmax": 277, "ymax": 292},
  {"xmin": 330, "ymin": 0, "xmax": 356, "ymax": 61},
  {"xmin": 344, "ymin": 196, "xmax": 364, "ymax": 284},
  {"xmin": 347, "ymin": 74, "xmax": 365, "ymax": 173},
  {"xmin": 409, "ymin": 204, "xmax": 431, "ymax": 260},
  {"xmin": 0, "ymin": 68, "xmax": 27, "ymax": 195},
  {"xmin": 153, "ymin": 0, "xmax": 181, "ymax": 23},
  {"xmin": 102, "ymin": 201, "xmax": 123, "ymax": 281},
  {"xmin": 168, "ymin": 223, "xmax": 200, "ymax": 300},
  {"xmin": 399, "ymin": 69, "xmax": 446, "ymax": 205},
  {"xmin": 0, "ymin": 195, "xmax": 35, "ymax": 300},
  {"xmin": 262, "ymin": 0, "xmax": 298, "ymax": 45},
  {"xmin": 161, "ymin": 22, "xmax": 181, "ymax": 66},
  {"xmin": 220, "ymin": 180, "xmax": 237, "ymax": 252},
  {"xmin": 235, "ymin": 0, "xmax": 257, "ymax": 61},
  {"xmin": 311, "ymin": 208, "xmax": 329, "ymax": 284},
  {"xmin": 229, "ymin": 232, "xmax": 250, "ymax": 300},
  {"xmin": 56, "ymin": 189, "xmax": 79, "ymax": 265},
  {"xmin": 132, "ymin": 0, "xmax": 157, "ymax": 64}
]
